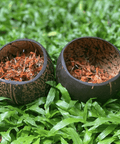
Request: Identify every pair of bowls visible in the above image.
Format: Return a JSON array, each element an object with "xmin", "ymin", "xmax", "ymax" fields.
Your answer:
[{"xmin": 0, "ymin": 37, "xmax": 120, "ymax": 105}]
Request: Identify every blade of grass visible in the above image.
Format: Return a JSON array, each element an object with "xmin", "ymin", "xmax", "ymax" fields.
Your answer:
[
  {"xmin": 11, "ymin": 135, "xmax": 38, "ymax": 144},
  {"xmin": 46, "ymin": 81, "xmax": 57, "ymax": 87},
  {"xmin": 83, "ymin": 129, "xmax": 92, "ymax": 144},
  {"xmin": 83, "ymin": 117, "xmax": 110, "ymax": 130},
  {"xmin": 67, "ymin": 127, "xmax": 83, "ymax": 144},
  {"xmin": 61, "ymin": 137, "xmax": 69, "ymax": 144},
  {"xmin": 45, "ymin": 87, "xmax": 56, "ymax": 109},
  {"xmin": 97, "ymin": 137, "xmax": 116, "ymax": 144},
  {"xmin": 48, "ymin": 117, "xmax": 83, "ymax": 136},
  {"xmin": 103, "ymin": 99, "xmax": 118, "ymax": 107},
  {"xmin": 33, "ymin": 138, "xmax": 40, "ymax": 144},
  {"xmin": 42, "ymin": 139, "xmax": 53, "ymax": 144},
  {"xmin": 0, "ymin": 129, "xmax": 11, "ymax": 142},
  {"xmin": 92, "ymin": 101, "xmax": 106, "ymax": 117},
  {"xmin": 0, "ymin": 97, "xmax": 11, "ymax": 101},
  {"xmin": 96, "ymin": 125, "xmax": 117, "ymax": 141},
  {"xmin": 56, "ymin": 83, "xmax": 71, "ymax": 103},
  {"xmin": 83, "ymin": 98, "xmax": 93, "ymax": 123}
]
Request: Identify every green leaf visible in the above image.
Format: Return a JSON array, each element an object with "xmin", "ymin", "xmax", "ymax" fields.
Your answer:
[
  {"xmin": 46, "ymin": 81, "xmax": 57, "ymax": 87},
  {"xmin": 34, "ymin": 127, "xmax": 49, "ymax": 136},
  {"xmin": 92, "ymin": 101, "xmax": 106, "ymax": 117},
  {"xmin": 11, "ymin": 135, "xmax": 37, "ymax": 144},
  {"xmin": 83, "ymin": 98, "xmax": 93, "ymax": 123},
  {"xmin": 103, "ymin": 99, "xmax": 117, "ymax": 107},
  {"xmin": 49, "ymin": 118, "xmax": 83, "ymax": 135},
  {"xmin": 17, "ymin": 126, "xmax": 31, "ymax": 138},
  {"xmin": 114, "ymin": 141, "xmax": 120, "ymax": 144},
  {"xmin": 0, "ymin": 112, "xmax": 9, "ymax": 121},
  {"xmin": 97, "ymin": 137, "xmax": 115, "ymax": 144},
  {"xmin": 97, "ymin": 125, "xmax": 117, "ymax": 141},
  {"xmin": 26, "ymin": 104, "xmax": 45, "ymax": 115},
  {"xmin": 26, "ymin": 97, "xmax": 46, "ymax": 108},
  {"xmin": 0, "ymin": 97, "xmax": 11, "ymax": 101},
  {"xmin": 42, "ymin": 139, "xmax": 53, "ymax": 144},
  {"xmin": 35, "ymin": 115, "xmax": 55, "ymax": 126},
  {"xmin": 83, "ymin": 129, "xmax": 92, "ymax": 144},
  {"xmin": 67, "ymin": 127, "xmax": 82, "ymax": 144},
  {"xmin": 61, "ymin": 137, "xmax": 68, "ymax": 144},
  {"xmin": 33, "ymin": 138, "xmax": 40, "ymax": 144},
  {"xmin": 114, "ymin": 130, "xmax": 120, "ymax": 138},
  {"xmin": 23, "ymin": 115, "xmax": 37, "ymax": 127},
  {"xmin": 0, "ymin": 111, "xmax": 18, "ymax": 122},
  {"xmin": 56, "ymin": 100, "xmax": 70, "ymax": 110},
  {"xmin": 0, "ymin": 129, "xmax": 11, "ymax": 142},
  {"xmin": 48, "ymin": 31, "xmax": 57, "ymax": 37},
  {"xmin": 107, "ymin": 114, "xmax": 120, "ymax": 124},
  {"xmin": 78, "ymin": 1, "xmax": 83, "ymax": 11},
  {"xmin": 83, "ymin": 117, "xmax": 110, "ymax": 130},
  {"xmin": 68, "ymin": 103, "xmax": 83, "ymax": 117},
  {"xmin": 57, "ymin": 108, "xmax": 70, "ymax": 119},
  {"xmin": 56, "ymin": 83, "xmax": 71, "ymax": 103},
  {"xmin": 45, "ymin": 87, "xmax": 56, "ymax": 109}
]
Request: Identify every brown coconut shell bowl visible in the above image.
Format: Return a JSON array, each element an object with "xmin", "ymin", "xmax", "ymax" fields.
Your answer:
[
  {"xmin": 0, "ymin": 39, "xmax": 54, "ymax": 105},
  {"xmin": 56, "ymin": 37, "xmax": 120, "ymax": 103}
]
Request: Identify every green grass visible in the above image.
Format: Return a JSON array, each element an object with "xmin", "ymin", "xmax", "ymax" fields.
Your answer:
[{"xmin": 0, "ymin": 0, "xmax": 120, "ymax": 143}]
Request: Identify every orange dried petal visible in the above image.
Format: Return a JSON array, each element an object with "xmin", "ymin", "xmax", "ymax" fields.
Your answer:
[
  {"xmin": 36, "ymin": 67, "xmax": 42, "ymax": 72},
  {"xmin": 29, "ymin": 52, "xmax": 34, "ymax": 55},
  {"xmin": 0, "ymin": 68, "xmax": 4, "ymax": 73},
  {"xmin": 71, "ymin": 62, "xmax": 74, "ymax": 66},
  {"xmin": 14, "ymin": 77, "xmax": 20, "ymax": 81},
  {"xmin": 35, "ymin": 58, "xmax": 39, "ymax": 63},
  {"xmin": 101, "ymin": 76, "xmax": 107, "ymax": 80},
  {"xmin": 69, "ymin": 57, "xmax": 74, "ymax": 61},
  {"xmin": 94, "ymin": 75, "xmax": 99, "ymax": 81},
  {"xmin": 105, "ymin": 72, "xmax": 109, "ymax": 77},
  {"xmin": 108, "ymin": 75, "xmax": 113, "ymax": 79},
  {"xmin": 81, "ymin": 76, "xmax": 88, "ymax": 82},
  {"xmin": 97, "ymin": 79, "xmax": 102, "ymax": 83},
  {"xmin": 96, "ymin": 67, "xmax": 99, "ymax": 75},
  {"xmin": 15, "ymin": 56, "xmax": 21, "ymax": 61},
  {"xmin": 86, "ymin": 72, "xmax": 93, "ymax": 76},
  {"xmin": 92, "ymin": 80, "xmax": 97, "ymax": 83},
  {"xmin": 81, "ymin": 61, "xmax": 86, "ymax": 65},
  {"xmin": 5, "ymin": 78, "xmax": 9, "ymax": 80},
  {"xmin": 21, "ymin": 52, "xmax": 25, "ymax": 58},
  {"xmin": 86, "ymin": 67, "xmax": 91, "ymax": 71}
]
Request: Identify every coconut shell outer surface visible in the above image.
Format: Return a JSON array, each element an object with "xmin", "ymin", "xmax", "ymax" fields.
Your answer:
[
  {"xmin": 56, "ymin": 37, "xmax": 120, "ymax": 103},
  {"xmin": 0, "ymin": 39, "xmax": 54, "ymax": 105}
]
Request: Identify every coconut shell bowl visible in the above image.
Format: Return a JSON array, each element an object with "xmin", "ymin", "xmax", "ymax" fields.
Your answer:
[
  {"xmin": 0, "ymin": 39, "xmax": 54, "ymax": 105},
  {"xmin": 56, "ymin": 37, "xmax": 120, "ymax": 103}
]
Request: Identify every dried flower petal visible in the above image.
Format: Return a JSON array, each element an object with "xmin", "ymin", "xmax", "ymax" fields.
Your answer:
[{"xmin": 0, "ymin": 51, "xmax": 44, "ymax": 81}]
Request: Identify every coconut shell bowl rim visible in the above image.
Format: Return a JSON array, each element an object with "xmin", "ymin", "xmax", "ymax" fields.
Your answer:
[
  {"xmin": 0, "ymin": 39, "xmax": 47, "ymax": 85},
  {"xmin": 61, "ymin": 36, "xmax": 120, "ymax": 86}
]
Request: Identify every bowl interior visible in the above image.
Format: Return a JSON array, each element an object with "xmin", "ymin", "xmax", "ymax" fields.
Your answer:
[
  {"xmin": 64, "ymin": 37, "xmax": 120, "ymax": 83},
  {"xmin": 0, "ymin": 40, "xmax": 45, "ymax": 82},
  {"xmin": 0, "ymin": 40, "xmax": 43, "ymax": 62}
]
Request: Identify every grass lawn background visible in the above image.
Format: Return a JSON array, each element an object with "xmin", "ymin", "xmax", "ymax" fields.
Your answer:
[{"xmin": 0, "ymin": 0, "xmax": 120, "ymax": 143}]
